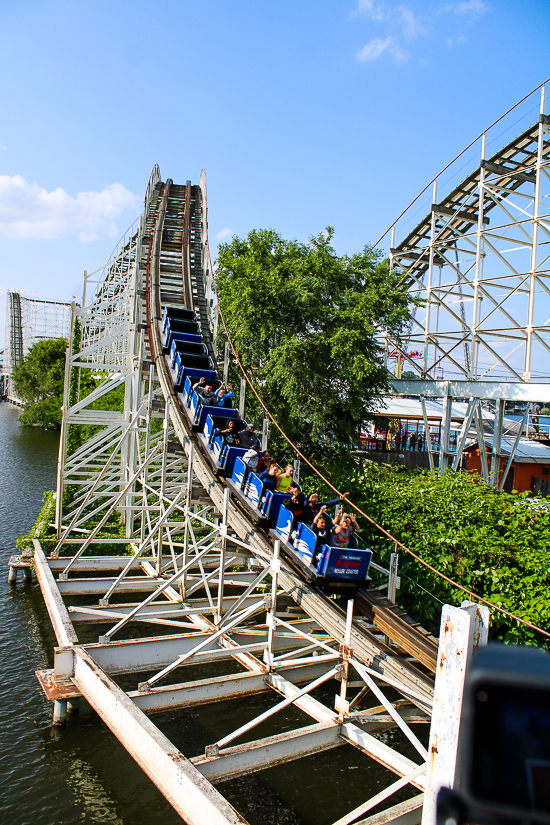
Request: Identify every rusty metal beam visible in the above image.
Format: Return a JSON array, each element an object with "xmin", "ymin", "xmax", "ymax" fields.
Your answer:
[
  {"xmin": 33, "ymin": 541, "xmax": 78, "ymax": 647},
  {"xmin": 71, "ymin": 647, "xmax": 248, "ymax": 825}
]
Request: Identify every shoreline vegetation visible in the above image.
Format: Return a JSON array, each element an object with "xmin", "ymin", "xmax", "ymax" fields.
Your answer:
[{"xmin": 301, "ymin": 463, "xmax": 550, "ymax": 647}]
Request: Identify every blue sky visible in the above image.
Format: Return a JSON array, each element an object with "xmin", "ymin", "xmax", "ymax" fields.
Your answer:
[{"xmin": 1, "ymin": 0, "xmax": 549, "ymax": 346}]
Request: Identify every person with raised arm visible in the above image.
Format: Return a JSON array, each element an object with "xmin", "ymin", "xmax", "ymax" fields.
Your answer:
[
  {"xmin": 307, "ymin": 491, "xmax": 349, "ymax": 520},
  {"xmin": 330, "ymin": 510, "xmax": 358, "ymax": 549}
]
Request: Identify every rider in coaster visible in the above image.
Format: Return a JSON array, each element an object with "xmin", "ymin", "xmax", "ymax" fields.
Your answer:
[
  {"xmin": 257, "ymin": 449, "xmax": 274, "ymax": 473},
  {"xmin": 213, "ymin": 381, "xmax": 234, "ymax": 408},
  {"xmin": 195, "ymin": 382, "xmax": 217, "ymax": 406},
  {"xmin": 243, "ymin": 445, "xmax": 260, "ymax": 473},
  {"xmin": 237, "ymin": 424, "xmax": 260, "ymax": 450},
  {"xmin": 307, "ymin": 491, "xmax": 349, "ymax": 522},
  {"xmin": 330, "ymin": 511, "xmax": 358, "ymax": 549},
  {"xmin": 276, "ymin": 464, "xmax": 296, "ymax": 493},
  {"xmin": 259, "ymin": 463, "xmax": 279, "ymax": 496},
  {"xmin": 311, "ymin": 511, "xmax": 331, "ymax": 565},
  {"xmin": 285, "ymin": 489, "xmax": 314, "ymax": 525},
  {"xmin": 212, "ymin": 418, "xmax": 239, "ymax": 448},
  {"xmin": 242, "ymin": 445, "xmax": 261, "ymax": 487}
]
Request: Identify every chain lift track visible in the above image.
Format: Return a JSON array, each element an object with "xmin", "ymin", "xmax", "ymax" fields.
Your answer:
[
  {"xmin": 145, "ymin": 178, "xmax": 437, "ymax": 698},
  {"xmin": 25, "ymin": 147, "xmax": 506, "ymax": 825}
]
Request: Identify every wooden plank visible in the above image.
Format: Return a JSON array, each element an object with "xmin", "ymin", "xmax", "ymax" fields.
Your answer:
[
  {"xmin": 33, "ymin": 540, "xmax": 79, "ymax": 646},
  {"xmin": 389, "ymin": 249, "xmax": 446, "ymax": 267},
  {"xmin": 432, "ymin": 204, "xmax": 489, "ymax": 225},
  {"xmin": 481, "ymin": 159, "xmax": 535, "ymax": 184},
  {"xmin": 192, "ymin": 722, "xmax": 342, "ymax": 783},
  {"xmin": 356, "ymin": 590, "xmax": 438, "ymax": 674},
  {"xmin": 36, "ymin": 669, "xmax": 81, "ymax": 700}
]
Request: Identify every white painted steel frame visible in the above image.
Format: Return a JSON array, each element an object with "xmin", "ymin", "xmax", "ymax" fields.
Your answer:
[
  {"xmin": 385, "ymin": 88, "xmax": 550, "ymax": 479},
  {"xmin": 31, "ymin": 166, "xmax": 454, "ymax": 825}
]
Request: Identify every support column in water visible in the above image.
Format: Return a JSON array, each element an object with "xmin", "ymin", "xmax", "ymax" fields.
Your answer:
[{"xmin": 52, "ymin": 699, "xmax": 67, "ymax": 726}]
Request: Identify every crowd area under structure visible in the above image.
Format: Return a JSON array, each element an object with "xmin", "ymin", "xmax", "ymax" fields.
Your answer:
[{"xmin": 356, "ymin": 396, "xmax": 550, "ymax": 496}]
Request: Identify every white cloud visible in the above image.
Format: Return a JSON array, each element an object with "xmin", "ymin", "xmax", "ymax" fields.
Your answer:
[
  {"xmin": 351, "ymin": 1, "xmax": 375, "ymax": 16},
  {"xmin": 0, "ymin": 142, "xmax": 7, "ymax": 151},
  {"xmin": 351, "ymin": 3, "xmax": 426, "ymax": 65},
  {"xmin": 215, "ymin": 227, "xmax": 233, "ymax": 241},
  {"xmin": 356, "ymin": 36, "xmax": 408, "ymax": 63},
  {"xmin": 446, "ymin": 0, "xmax": 488, "ymax": 16},
  {"xmin": 398, "ymin": 6, "xmax": 427, "ymax": 37},
  {"xmin": 357, "ymin": 36, "xmax": 392, "ymax": 60},
  {"xmin": 352, "ymin": 0, "xmax": 374, "ymax": 11},
  {"xmin": 350, "ymin": 1, "xmax": 388, "ymax": 21},
  {"xmin": 0, "ymin": 175, "xmax": 139, "ymax": 241}
]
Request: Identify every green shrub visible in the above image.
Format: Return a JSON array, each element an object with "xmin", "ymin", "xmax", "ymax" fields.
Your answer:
[
  {"xmin": 17, "ymin": 491, "xmax": 57, "ymax": 553},
  {"xmin": 344, "ymin": 465, "xmax": 550, "ymax": 646}
]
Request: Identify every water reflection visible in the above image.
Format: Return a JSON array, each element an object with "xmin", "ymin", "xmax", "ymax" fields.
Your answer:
[
  {"xmin": 64, "ymin": 758, "xmax": 124, "ymax": 824},
  {"xmin": 0, "ymin": 405, "xmax": 181, "ymax": 825}
]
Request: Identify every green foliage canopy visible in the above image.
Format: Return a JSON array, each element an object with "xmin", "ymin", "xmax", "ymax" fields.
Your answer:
[
  {"xmin": 13, "ymin": 337, "xmax": 67, "ymax": 429},
  {"xmin": 216, "ymin": 228, "xmax": 414, "ymax": 457}
]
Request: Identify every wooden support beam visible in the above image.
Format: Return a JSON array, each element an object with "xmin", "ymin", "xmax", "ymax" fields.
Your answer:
[
  {"xmin": 421, "ymin": 602, "xmax": 489, "ymax": 825},
  {"xmin": 72, "ymin": 647, "xmax": 246, "ymax": 825},
  {"xmin": 33, "ymin": 541, "xmax": 78, "ymax": 647},
  {"xmin": 432, "ymin": 204, "xmax": 489, "ymax": 225},
  {"xmin": 354, "ymin": 794, "xmax": 423, "ymax": 825},
  {"xmin": 481, "ymin": 159, "xmax": 535, "ymax": 184},
  {"xmin": 390, "ymin": 249, "xmax": 446, "ymax": 267}
]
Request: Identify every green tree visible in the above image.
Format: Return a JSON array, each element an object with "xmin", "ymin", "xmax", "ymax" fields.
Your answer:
[
  {"xmin": 13, "ymin": 337, "xmax": 67, "ymax": 429},
  {"xmin": 216, "ymin": 228, "xmax": 414, "ymax": 458}
]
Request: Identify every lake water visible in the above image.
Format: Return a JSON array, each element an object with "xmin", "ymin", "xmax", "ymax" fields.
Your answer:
[{"xmin": 0, "ymin": 402, "xmax": 423, "ymax": 825}]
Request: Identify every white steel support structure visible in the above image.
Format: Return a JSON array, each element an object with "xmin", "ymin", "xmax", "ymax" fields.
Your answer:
[
  {"xmin": 2, "ymin": 289, "xmax": 73, "ymax": 403},
  {"xmin": 28, "ymin": 165, "xmax": 468, "ymax": 825},
  {"xmin": 385, "ymin": 88, "xmax": 550, "ymax": 480}
]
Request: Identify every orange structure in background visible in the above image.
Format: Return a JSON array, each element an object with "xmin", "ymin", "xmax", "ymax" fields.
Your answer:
[{"xmin": 465, "ymin": 439, "xmax": 550, "ymax": 496}]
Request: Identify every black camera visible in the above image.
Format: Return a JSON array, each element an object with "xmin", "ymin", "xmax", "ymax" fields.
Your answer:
[{"xmin": 437, "ymin": 643, "xmax": 550, "ymax": 825}]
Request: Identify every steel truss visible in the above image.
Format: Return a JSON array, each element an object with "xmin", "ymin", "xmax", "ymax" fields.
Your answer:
[
  {"xmin": 385, "ymin": 87, "xmax": 550, "ymax": 481},
  {"xmin": 2, "ymin": 288, "xmax": 73, "ymax": 402},
  {"xmin": 28, "ymin": 165, "xmax": 488, "ymax": 825}
]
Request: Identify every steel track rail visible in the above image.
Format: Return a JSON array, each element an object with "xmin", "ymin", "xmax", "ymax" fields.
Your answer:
[
  {"xmin": 146, "ymin": 179, "xmax": 435, "ymax": 711},
  {"xmin": 182, "ymin": 180, "xmax": 193, "ymax": 311}
]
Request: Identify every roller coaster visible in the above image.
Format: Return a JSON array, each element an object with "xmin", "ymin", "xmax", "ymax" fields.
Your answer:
[
  {"xmin": 17, "ymin": 84, "xmax": 550, "ymax": 825},
  {"xmin": 1, "ymin": 290, "xmax": 73, "ymax": 403}
]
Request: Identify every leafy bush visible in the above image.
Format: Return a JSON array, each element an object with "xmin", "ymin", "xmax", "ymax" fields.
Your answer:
[
  {"xmin": 17, "ymin": 490, "xmax": 57, "ymax": 552},
  {"xmin": 17, "ymin": 489, "xmax": 131, "ymax": 556},
  {"xmin": 343, "ymin": 464, "xmax": 550, "ymax": 646}
]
